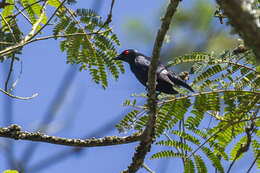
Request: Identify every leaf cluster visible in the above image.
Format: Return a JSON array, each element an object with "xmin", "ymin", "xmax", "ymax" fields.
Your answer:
[{"xmin": 0, "ymin": 0, "xmax": 124, "ymax": 89}]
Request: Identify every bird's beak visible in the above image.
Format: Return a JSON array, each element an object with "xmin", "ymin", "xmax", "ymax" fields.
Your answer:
[{"xmin": 112, "ymin": 54, "xmax": 122, "ymax": 61}]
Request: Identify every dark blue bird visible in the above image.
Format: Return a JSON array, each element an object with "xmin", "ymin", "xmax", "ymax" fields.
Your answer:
[{"xmin": 113, "ymin": 49, "xmax": 194, "ymax": 94}]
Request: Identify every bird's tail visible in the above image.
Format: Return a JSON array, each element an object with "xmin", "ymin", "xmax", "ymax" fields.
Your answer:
[
  {"xmin": 179, "ymin": 81, "xmax": 194, "ymax": 92},
  {"xmin": 168, "ymin": 75, "xmax": 194, "ymax": 92}
]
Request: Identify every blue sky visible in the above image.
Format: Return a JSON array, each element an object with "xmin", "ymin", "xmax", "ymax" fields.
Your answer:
[{"xmin": 0, "ymin": 0, "xmax": 258, "ymax": 173}]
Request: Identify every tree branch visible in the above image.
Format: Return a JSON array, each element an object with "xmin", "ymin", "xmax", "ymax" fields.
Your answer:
[
  {"xmin": 0, "ymin": 87, "xmax": 38, "ymax": 100},
  {"xmin": 123, "ymin": 1, "xmax": 181, "ymax": 172},
  {"xmin": 5, "ymin": 54, "xmax": 15, "ymax": 91},
  {"xmin": 216, "ymin": 0, "xmax": 260, "ymax": 61},
  {"xmin": 159, "ymin": 90, "xmax": 260, "ymax": 105},
  {"xmin": 246, "ymin": 153, "xmax": 259, "ymax": 173},
  {"xmin": 0, "ymin": 124, "xmax": 141, "ymax": 147}
]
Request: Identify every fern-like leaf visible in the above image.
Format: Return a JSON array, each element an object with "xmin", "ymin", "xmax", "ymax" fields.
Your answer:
[
  {"xmin": 194, "ymin": 155, "xmax": 208, "ymax": 173},
  {"xmin": 150, "ymin": 150, "xmax": 184, "ymax": 160},
  {"xmin": 201, "ymin": 147, "xmax": 224, "ymax": 173},
  {"xmin": 156, "ymin": 140, "xmax": 192, "ymax": 151},
  {"xmin": 184, "ymin": 159, "xmax": 195, "ymax": 173}
]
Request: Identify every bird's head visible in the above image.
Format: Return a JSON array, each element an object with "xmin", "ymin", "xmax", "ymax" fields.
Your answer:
[{"xmin": 112, "ymin": 49, "xmax": 139, "ymax": 63}]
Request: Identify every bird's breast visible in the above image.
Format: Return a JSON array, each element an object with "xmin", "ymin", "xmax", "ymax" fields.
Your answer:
[{"xmin": 130, "ymin": 64, "xmax": 148, "ymax": 86}]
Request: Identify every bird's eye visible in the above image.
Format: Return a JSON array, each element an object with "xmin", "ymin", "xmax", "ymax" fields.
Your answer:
[{"xmin": 124, "ymin": 50, "xmax": 129, "ymax": 55}]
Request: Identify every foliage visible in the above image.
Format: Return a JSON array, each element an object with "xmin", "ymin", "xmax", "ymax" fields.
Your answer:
[
  {"xmin": 117, "ymin": 49, "xmax": 260, "ymax": 172},
  {"xmin": 54, "ymin": 8, "xmax": 124, "ymax": 88},
  {"xmin": 0, "ymin": 0, "xmax": 260, "ymax": 173},
  {"xmin": 0, "ymin": 0, "xmax": 124, "ymax": 89}
]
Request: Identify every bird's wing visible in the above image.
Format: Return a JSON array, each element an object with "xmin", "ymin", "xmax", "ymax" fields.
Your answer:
[
  {"xmin": 157, "ymin": 64, "xmax": 175, "ymax": 85},
  {"xmin": 134, "ymin": 55, "xmax": 151, "ymax": 72},
  {"xmin": 135, "ymin": 55, "xmax": 151, "ymax": 66}
]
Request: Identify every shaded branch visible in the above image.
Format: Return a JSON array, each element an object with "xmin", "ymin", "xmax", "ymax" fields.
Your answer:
[
  {"xmin": 246, "ymin": 153, "xmax": 260, "ymax": 173},
  {"xmin": 216, "ymin": 0, "xmax": 260, "ymax": 61},
  {"xmin": 5, "ymin": 54, "xmax": 15, "ymax": 91},
  {"xmin": 123, "ymin": 0, "xmax": 182, "ymax": 172},
  {"xmin": 0, "ymin": 124, "xmax": 141, "ymax": 147},
  {"xmin": 101, "ymin": 0, "xmax": 115, "ymax": 27}
]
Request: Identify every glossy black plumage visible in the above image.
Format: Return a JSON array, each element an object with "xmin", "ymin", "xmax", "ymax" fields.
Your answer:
[{"xmin": 113, "ymin": 49, "xmax": 194, "ymax": 94}]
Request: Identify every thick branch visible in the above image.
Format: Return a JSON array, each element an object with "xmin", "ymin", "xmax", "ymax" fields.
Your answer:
[
  {"xmin": 123, "ymin": 1, "xmax": 181, "ymax": 172},
  {"xmin": 216, "ymin": 0, "xmax": 260, "ymax": 61},
  {"xmin": 0, "ymin": 124, "xmax": 141, "ymax": 147}
]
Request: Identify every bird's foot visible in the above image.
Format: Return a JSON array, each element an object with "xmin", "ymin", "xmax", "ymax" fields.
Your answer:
[{"xmin": 146, "ymin": 91, "xmax": 160, "ymax": 101}]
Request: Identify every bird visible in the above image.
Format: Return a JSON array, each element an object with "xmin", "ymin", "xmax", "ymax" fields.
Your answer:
[{"xmin": 112, "ymin": 49, "xmax": 194, "ymax": 94}]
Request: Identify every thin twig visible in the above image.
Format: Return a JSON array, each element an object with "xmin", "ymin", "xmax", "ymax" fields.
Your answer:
[
  {"xmin": 142, "ymin": 163, "xmax": 155, "ymax": 173},
  {"xmin": 14, "ymin": 4, "xmax": 33, "ymax": 25},
  {"xmin": 27, "ymin": 29, "xmax": 111, "ymax": 44},
  {"xmin": 104, "ymin": 0, "xmax": 115, "ymax": 26},
  {"xmin": 0, "ymin": 87, "xmax": 38, "ymax": 100},
  {"xmin": 246, "ymin": 153, "xmax": 259, "ymax": 173},
  {"xmin": 0, "ymin": 41, "xmax": 14, "ymax": 45},
  {"xmin": 27, "ymin": 0, "xmax": 66, "ymax": 42},
  {"xmin": 10, "ymin": 0, "xmax": 44, "ymax": 19},
  {"xmin": 0, "ymin": 29, "xmax": 109, "ymax": 57},
  {"xmin": 5, "ymin": 54, "xmax": 15, "ymax": 91},
  {"xmin": 96, "ymin": 0, "xmax": 115, "ymax": 33},
  {"xmin": 9, "ymin": 60, "xmax": 23, "ymax": 93},
  {"xmin": 159, "ymin": 90, "xmax": 260, "ymax": 105},
  {"xmin": 179, "ymin": 121, "xmax": 185, "ymax": 164},
  {"xmin": 0, "ymin": 124, "xmax": 141, "ymax": 147}
]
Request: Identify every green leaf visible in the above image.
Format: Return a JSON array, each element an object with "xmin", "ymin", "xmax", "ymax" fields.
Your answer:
[
  {"xmin": 193, "ymin": 64, "xmax": 223, "ymax": 84},
  {"xmin": 202, "ymin": 147, "xmax": 224, "ymax": 173},
  {"xmin": 1, "ymin": 0, "xmax": 14, "ymax": 29},
  {"xmin": 53, "ymin": 8, "xmax": 123, "ymax": 89},
  {"xmin": 194, "ymin": 155, "xmax": 208, "ymax": 173},
  {"xmin": 48, "ymin": 0, "xmax": 61, "ymax": 8},
  {"xmin": 4, "ymin": 170, "xmax": 19, "ymax": 173},
  {"xmin": 170, "ymin": 131, "xmax": 200, "ymax": 145},
  {"xmin": 156, "ymin": 140, "xmax": 192, "ymax": 151},
  {"xmin": 184, "ymin": 159, "xmax": 195, "ymax": 173},
  {"xmin": 256, "ymin": 65, "xmax": 260, "ymax": 72},
  {"xmin": 150, "ymin": 150, "xmax": 184, "ymax": 159},
  {"xmin": 116, "ymin": 109, "xmax": 140, "ymax": 133},
  {"xmin": 230, "ymin": 136, "xmax": 247, "ymax": 160}
]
